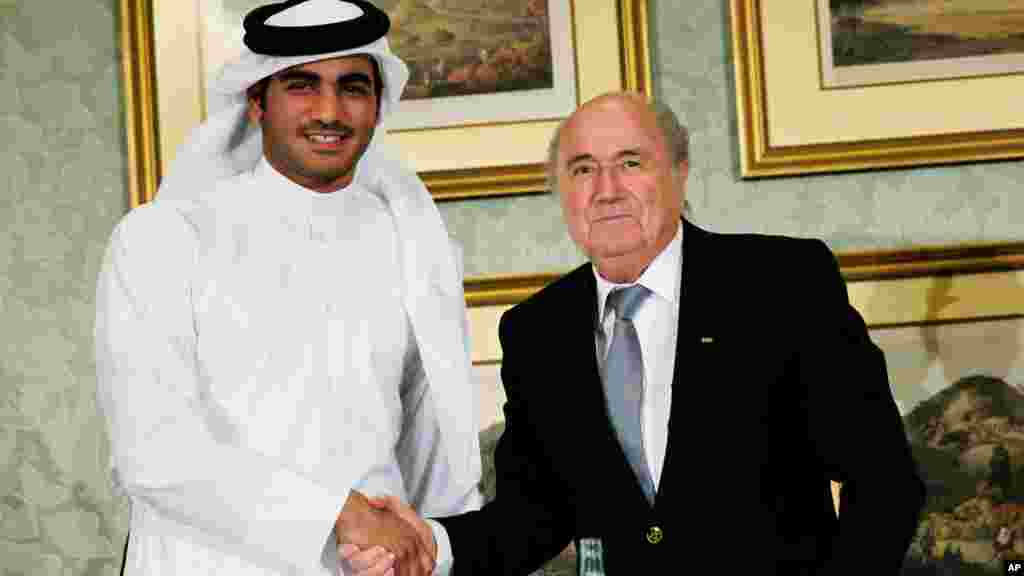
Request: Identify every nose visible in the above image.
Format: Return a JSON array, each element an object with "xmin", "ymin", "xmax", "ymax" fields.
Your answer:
[
  {"xmin": 593, "ymin": 163, "xmax": 623, "ymax": 202},
  {"xmin": 311, "ymin": 91, "xmax": 341, "ymax": 123}
]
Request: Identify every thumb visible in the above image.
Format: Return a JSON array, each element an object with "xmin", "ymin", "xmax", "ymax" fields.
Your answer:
[
  {"xmin": 369, "ymin": 495, "xmax": 403, "ymax": 511},
  {"xmin": 338, "ymin": 543, "xmax": 360, "ymax": 560}
]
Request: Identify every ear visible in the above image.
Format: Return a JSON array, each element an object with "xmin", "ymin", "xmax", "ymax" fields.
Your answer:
[
  {"xmin": 246, "ymin": 96, "xmax": 264, "ymax": 125},
  {"xmin": 673, "ymin": 160, "xmax": 690, "ymax": 212},
  {"xmin": 671, "ymin": 160, "xmax": 689, "ymax": 192},
  {"xmin": 676, "ymin": 160, "xmax": 689, "ymax": 179}
]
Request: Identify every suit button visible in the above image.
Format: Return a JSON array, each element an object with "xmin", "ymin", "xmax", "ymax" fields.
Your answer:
[{"xmin": 646, "ymin": 526, "xmax": 663, "ymax": 544}]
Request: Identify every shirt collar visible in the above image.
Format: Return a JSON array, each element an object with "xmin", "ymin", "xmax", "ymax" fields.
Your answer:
[
  {"xmin": 593, "ymin": 223, "xmax": 683, "ymax": 323},
  {"xmin": 253, "ymin": 155, "xmax": 366, "ymax": 208}
]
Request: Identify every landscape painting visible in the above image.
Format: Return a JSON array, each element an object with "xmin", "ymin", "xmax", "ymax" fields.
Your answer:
[
  {"xmin": 869, "ymin": 315, "xmax": 1024, "ymax": 574},
  {"xmin": 379, "ymin": 0, "xmax": 576, "ymax": 131},
  {"xmin": 380, "ymin": 0, "xmax": 554, "ymax": 101},
  {"xmin": 213, "ymin": 0, "xmax": 577, "ymax": 131},
  {"xmin": 818, "ymin": 0, "xmax": 1024, "ymax": 87}
]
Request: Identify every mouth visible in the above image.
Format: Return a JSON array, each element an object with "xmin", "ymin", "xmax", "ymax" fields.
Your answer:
[
  {"xmin": 593, "ymin": 214, "xmax": 632, "ymax": 224},
  {"xmin": 304, "ymin": 131, "xmax": 352, "ymax": 148}
]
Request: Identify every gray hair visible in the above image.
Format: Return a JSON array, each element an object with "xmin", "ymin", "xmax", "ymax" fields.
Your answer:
[{"xmin": 545, "ymin": 95, "xmax": 690, "ymax": 196}]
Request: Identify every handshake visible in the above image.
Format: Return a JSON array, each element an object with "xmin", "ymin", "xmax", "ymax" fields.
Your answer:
[{"xmin": 335, "ymin": 491, "xmax": 436, "ymax": 576}]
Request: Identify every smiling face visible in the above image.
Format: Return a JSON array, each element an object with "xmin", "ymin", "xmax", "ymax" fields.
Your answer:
[
  {"xmin": 247, "ymin": 54, "xmax": 379, "ymax": 193},
  {"xmin": 556, "ymin": 94, "xmax": 687, "ymax": 283}
]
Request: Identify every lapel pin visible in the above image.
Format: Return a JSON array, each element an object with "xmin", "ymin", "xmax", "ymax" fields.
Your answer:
[{"xmin": 700, "ymin": 336, "xmax": 714, "ymax": 344}]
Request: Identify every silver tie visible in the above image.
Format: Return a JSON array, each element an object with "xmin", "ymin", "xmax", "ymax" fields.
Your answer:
[{"xmin": 603, "ymin": 285, "xmax": 655, "ymax": 504}]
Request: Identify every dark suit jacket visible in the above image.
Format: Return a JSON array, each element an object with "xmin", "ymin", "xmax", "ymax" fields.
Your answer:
[{"xmin": 438, "ymin": 219, "xmax": 925, "ymax": 575}]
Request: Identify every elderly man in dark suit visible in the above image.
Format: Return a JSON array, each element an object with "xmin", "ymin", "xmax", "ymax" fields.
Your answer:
[{"xmin": 347, "ymin": 91, "xmax": 925, "ymax": 575}]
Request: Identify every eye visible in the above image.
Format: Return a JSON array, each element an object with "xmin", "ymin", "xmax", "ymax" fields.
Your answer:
[
  {"xmin": 569, "ymin": 164, "xmax": 596, "ymax": 178},
  {"xmin": 286, "ymin": 81, "xmax": 314, "ymax": 92},
  {"xmin": 341, "ymin": 84, "xmax": 372, "ymax": 96},
  {"xmin": 621, "ymin": 157, "xmax": 643, "ymax": 170}
]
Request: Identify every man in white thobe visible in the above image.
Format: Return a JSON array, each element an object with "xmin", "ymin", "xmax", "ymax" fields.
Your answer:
[{"xmin": 94, "ymin": 2, "xmax": 482, "ymax": 575}]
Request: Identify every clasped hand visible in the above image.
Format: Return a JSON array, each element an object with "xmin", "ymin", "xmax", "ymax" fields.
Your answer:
[{"xmin": 335, "ymin": 491, "xmax": 436, "ymax": 576}]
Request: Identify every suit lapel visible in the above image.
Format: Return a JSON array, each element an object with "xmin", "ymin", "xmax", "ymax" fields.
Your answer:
[
  {"xmin": 656, "ymin": 220, "xmax": 761, "ymax": 520},
  {"xmin": 562, "ymin": 267, "xmax": 608, "ymax": 431},
  {"xmin": 657, "ymin": 219, "xmax": 711, "ymax": 507},
  {"xmin": 565, "ymin": 221, "xmax": 724, "ymax": 512}
]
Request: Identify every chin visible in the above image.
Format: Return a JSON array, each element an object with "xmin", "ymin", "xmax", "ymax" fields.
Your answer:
[
  {"xmin": 590, "ymin": 242, "xmax": 645, "ymax": 261},
  {"xmin": 303, "ymin": 161, "xmax": 355, "ymax": 180},
  {"xmin": 589, "ymin": 230, "xmax": 645, "ymax": 252}
]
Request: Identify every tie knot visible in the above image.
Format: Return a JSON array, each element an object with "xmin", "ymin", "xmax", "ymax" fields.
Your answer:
[{"xmin": 606, "ymin": 284, "xmax": 650, "ymax": 322}]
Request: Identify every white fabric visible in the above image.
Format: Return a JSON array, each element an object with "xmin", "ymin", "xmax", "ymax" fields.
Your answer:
[
  {"xmin": 96, "ymin": 159, "xmax": 481, "ymax": 575},
  {"xmin": 593, "ymin": 225, "xmax": 682, "ymax": 491},
  {"xmin": 424, "ymin": 518, "xmax": 453, "ymax": 575},
  {"xmin": 266, "ymin": 0, "xmax": 364, "ymax": 26}
]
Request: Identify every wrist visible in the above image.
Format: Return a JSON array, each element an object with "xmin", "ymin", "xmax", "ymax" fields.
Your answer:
[
  {"xmin": 424, "ymin": 518, "xmax": 452, "ymax": 574},
  {"xmin": 336, "ymin": 490, "xmax": 366, "ymax": 537}
]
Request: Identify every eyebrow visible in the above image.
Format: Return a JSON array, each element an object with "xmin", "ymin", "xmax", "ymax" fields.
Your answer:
[
  {"xmin": 335, "ymin": 72, "xmax": 373, "ymax": 87},
  {"xmin": 274, "ymin": 70, "xmax": 320, "ymax": 83},
  {"xmin": 565, "ymin": 148, "xmax": 644, "ymax": 168},
  {"xmin": 274, "ymin": 71, "xmax": 374, "ymax": 88}
]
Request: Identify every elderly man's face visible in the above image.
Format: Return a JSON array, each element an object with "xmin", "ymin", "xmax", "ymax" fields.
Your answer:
[
  {"xmin": 556, "ymin": 94, "xmax": 686, "ymax": 282},
  {"xmin": 248, "ymin": 55, "xmax": 378, "ymax": 193}
]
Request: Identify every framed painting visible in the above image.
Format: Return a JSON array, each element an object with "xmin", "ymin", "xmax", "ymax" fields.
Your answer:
[
  {"xmin": 851, "ymin": 268, "xmax": 1024, "ymax": 574},
  {"xmin": 462, "ymin": 241, "xmax": 1024, "ymax": 307},
  {"xmin": 818, "ymin": 0, "xmax": 1024, "ymax": 88},
  {"xmin": 119, "ymin": 0, "xmax": 652, "ymax": 205},
  {"xmin": 380, "ymin": 0, "xmax": 577, "ymax": 132},
  {"xmin": 730, "ymin": 0, "xmax": 1024, "ymax": 178}
]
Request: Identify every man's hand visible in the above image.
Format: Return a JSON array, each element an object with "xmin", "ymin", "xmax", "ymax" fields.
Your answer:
[
  {"xmin": 335, "ymin": 491, "xmax": 434, "ymax": 576},
  {"xmin": 368, "ymin": 496, "xmax": 436, "ymax": 562},
  {"xmin": 339, "ymin": 544, "xmax": 396, "ymax": 576}
]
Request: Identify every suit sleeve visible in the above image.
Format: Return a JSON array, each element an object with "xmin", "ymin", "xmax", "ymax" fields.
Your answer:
[
  {"xmin": 436, "ymin": 305, "xmax": 575, "ymax": 575},
  {"xmin": 799, "ymin": 241, "xmax": 925, "ymax": 575},
  {"xmin": 94, "ymin": 206, "xmax": 349, "ymax": 573}
]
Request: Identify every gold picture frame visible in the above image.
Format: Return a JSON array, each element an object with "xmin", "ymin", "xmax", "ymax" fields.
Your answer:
[
  {"xmin": 730, "ymin": 0, "xmax": 1024, "ymax": 178},
  {"xmin": 463, "ymin": 241, "xmax": 1024, "ymax": 307},
  {"xmin": 119, "ymin": 0, "xmax": 652, "ymax": 207}
]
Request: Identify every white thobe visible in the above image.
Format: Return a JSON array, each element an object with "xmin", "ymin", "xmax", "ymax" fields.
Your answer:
[{"xmin": 95, "ymin": 158, "xmax": 480, "ymax": 575}]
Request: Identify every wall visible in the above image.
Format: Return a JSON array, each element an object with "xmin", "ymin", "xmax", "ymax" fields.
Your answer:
[
  {"xmin": 2, "ymin": 2, "xmax": 1023, "ymax": 575},
  {"xmin": 0, "ymin": 0, "xmax": 129, "ymax": 574}
]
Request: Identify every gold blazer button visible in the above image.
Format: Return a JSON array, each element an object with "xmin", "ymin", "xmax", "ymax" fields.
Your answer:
[{"xmin": 646, "ymin": 525, "xmax": 663, "ymax": 544}]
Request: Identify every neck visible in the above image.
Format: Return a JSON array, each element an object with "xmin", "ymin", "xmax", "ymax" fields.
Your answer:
[
  {"xmin": 593, "ymin": 224, "xmax": 678, "ymax": 284},
  {"xmin": 264, "ymin": 156, "xmax": 355, "ymax": 194},
  {"xmin": 303, "ymin": 176, "xmax": 353, "ymax": 194},
  {"xmin": 594, "ymin": 256, "xmax": 649, "ymax": 284}
]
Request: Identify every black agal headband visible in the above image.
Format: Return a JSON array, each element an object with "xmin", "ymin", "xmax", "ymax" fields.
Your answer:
[{"xmin": 242, "ymin": 0, "xmax": 391, "ymax": 57}]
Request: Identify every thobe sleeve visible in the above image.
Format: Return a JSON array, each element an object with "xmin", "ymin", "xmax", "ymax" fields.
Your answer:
[
  {"xmin": 434, "ymin": 302, "xmax": 576, "ymax": 575},
  {"xmin": 94, "ymin": 205, "xmax": 349, "ymax": 573},
  {"xmin": 394, "ymin": 238, "xmax": 483, "ymax": 576}
]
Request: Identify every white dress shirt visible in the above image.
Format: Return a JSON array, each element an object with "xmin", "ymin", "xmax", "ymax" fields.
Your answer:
[
  {"xmin": 593, "ymin": 225, "xmax": 682, "ymax": 491},
  {"xmin": 95, "ymin": 158, "xmax": 478, "ymax": 575}
]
